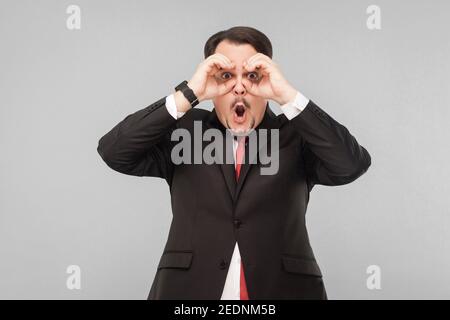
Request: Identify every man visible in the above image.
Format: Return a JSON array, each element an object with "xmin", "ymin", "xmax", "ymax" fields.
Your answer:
[{"xmin": 97, "ymin": 26, "xmax": 371, "ymax": 300}]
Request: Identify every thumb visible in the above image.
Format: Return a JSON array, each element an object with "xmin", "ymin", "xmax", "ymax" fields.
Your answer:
[
  {"xmin": 218, "ymin": 79, "xmax": 236, "ymax": 95},
  {"xmin": 243, "ymin": 79, "xmax": 258, "ymax": 96}
]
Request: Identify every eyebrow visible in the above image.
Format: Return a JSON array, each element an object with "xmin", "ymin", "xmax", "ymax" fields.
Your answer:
[{"xmin": 220, "ymin": 70, "xmax": 258, "ymax": 74}]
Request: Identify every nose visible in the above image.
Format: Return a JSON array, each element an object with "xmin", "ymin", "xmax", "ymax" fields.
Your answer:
[{"xmin": 233, "ymin": 75, "xmax": 247, "ymax": 96}]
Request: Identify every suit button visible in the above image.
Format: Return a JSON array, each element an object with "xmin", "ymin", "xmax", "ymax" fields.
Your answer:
[
  {"xmin": 219, "ymin": 259, "xmax": 228, "ymax": 269},
  {"xmin": 233, "ymin": 219, "xmax": 242, "ymax": 228}
]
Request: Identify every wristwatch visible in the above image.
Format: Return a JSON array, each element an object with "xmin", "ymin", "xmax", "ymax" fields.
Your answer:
[{"xmin": 174, "ymin": 80, "xmax": 199, "ymax": 107}]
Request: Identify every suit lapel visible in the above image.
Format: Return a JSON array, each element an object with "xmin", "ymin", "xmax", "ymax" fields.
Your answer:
[
  {"xmin": 220, "ymin": 140, "xmax": 237, "ymax": 203},
  {"xmin": 205, "ymin": 109, "xmax": 236, "ymax": 203},
  {"xmin": 234, "ymin": 104, "xmax": 277, "ymax": 201}
]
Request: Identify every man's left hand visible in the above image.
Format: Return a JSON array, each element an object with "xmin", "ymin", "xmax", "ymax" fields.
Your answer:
[{"xmin": 242, "ymin": 53, "xmax": 298, "ymax": 105}]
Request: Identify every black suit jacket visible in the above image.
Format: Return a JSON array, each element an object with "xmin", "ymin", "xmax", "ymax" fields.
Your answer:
[{"xmin": 97, "ymin": 96, "xmax": 371, "ymax": 300}]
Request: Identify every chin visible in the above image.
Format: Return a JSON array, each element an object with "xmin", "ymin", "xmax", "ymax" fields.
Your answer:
[{"xmin": 227, "ymin": 117, "xmax": 255, "ymax": 135}]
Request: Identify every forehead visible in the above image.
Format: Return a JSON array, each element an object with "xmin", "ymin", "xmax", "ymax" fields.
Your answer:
[{"xmin": 214, "ymin": 40, "xmax": 258, "ymax": 65}]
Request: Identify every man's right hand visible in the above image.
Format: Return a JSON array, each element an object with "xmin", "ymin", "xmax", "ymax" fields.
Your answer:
[{"xmin": 174, "ymin": 53, "xmax": 237, "ymax": 113}]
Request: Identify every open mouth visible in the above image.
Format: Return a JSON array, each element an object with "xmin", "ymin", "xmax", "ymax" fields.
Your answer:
[
  {"xmin": 233, "ymin": 103, "xmax": 247, "ymax": 124},
  {"xmin": 235, "ymin": 104, "xmax": 245, "ymax": 116}
]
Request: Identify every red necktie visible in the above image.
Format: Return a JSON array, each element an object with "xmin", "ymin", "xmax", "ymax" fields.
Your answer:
[{"xmin": 235, "ymin": 136, "xmax": 249, "ymax": 300}]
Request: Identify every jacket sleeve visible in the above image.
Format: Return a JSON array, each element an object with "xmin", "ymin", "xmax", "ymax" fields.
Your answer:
[
  {"xmin": 289, "ymin": 100, "xmax": 371, "ymax": 191},
  {"xmin": 96, "ymin": 96, "xmax": 177, "ymax": 184}
]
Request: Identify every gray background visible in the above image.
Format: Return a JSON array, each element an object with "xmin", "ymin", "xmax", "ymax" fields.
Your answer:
[{"xmin": 1, "ymin": 0, "xmax": 449, "ymax": 299}]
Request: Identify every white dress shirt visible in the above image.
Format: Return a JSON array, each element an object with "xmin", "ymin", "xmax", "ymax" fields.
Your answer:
[{"xmin": 164, "ymin": 90, "xmax": 310, "ymax": 299}]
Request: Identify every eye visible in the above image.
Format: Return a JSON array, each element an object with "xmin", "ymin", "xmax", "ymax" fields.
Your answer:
[
  {"xmin": 247, "ymin": 72, "xmax": 260, "ymax": 81},
  {"xmin": 221, "ymin": 72, "xmax": 232, "ymax": 80},
  {"xmin": 218, "ymin": 71, "xmax": 260, "ymax": 81}
]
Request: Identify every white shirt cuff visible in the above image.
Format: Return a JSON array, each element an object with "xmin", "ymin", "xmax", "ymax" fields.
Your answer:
[
  {"xmin": 165, "ymin": 93, "xmax": 186, "ymax": 119},
  {"xmin": 279, "ymin": 91, "xmax": 310, "ymax": 120}
]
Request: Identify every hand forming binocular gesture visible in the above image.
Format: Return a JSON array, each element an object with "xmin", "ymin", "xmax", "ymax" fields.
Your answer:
[{"xmin": 187, "ymin": 53, "xmax": 298, "ymax": 106}]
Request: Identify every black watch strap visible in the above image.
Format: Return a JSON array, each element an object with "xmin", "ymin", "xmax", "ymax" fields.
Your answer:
[{"xmin": 174, "ymin": 80, "xmax": 199, "ymax": 107}]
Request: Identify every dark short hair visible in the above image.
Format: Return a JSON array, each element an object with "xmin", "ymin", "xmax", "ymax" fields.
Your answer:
[{"xmin": 203, "ymin": 26, "xmax": 273, "ymax": 59}]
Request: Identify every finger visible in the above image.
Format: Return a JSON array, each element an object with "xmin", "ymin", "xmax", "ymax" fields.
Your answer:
[
  {"xmin": 247, "ymin": 53, "xmax": 271, "ymax": 66},
  {"xmin": 247, "ymin": 56, "xmax": 271, "ymax": 69},
  {"xmin": 209, "ymin": 54, "xmax": 234, "ymax": 70},
  {"xmin": 213, "ymin": 53, "xmax": 235, "ymax": 68},
  {"xmin": 244, "ymin": 59, "xmax": 273, "ymax": 76},
  {"xmin": 245, "ymin": 54, "xmax": 273, "ymax": 71},
  {"xmin": 217, "ymin": 56, "xmax": 235, "ymax": 70},
  {"xmin": 246, "ymin": 53, "xmax": 261, "ymax": 68},
  {"xmin": 205, "ymin": 57, "xmax": 230, "ymax": 74},
  {"xmin": 213, "ymin": 58, "xmax": 234, "ymax": 72},
  {"xmin": 245, "ymin": 53, "xmax": 261, "ymax": 66},
  {"xmin": 218, "ymin": 78, "xmax": 237, "ymax": 95},
  {"xmin": 242, "ymin": 78, "xmax": 258, "ymax": 95}
]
